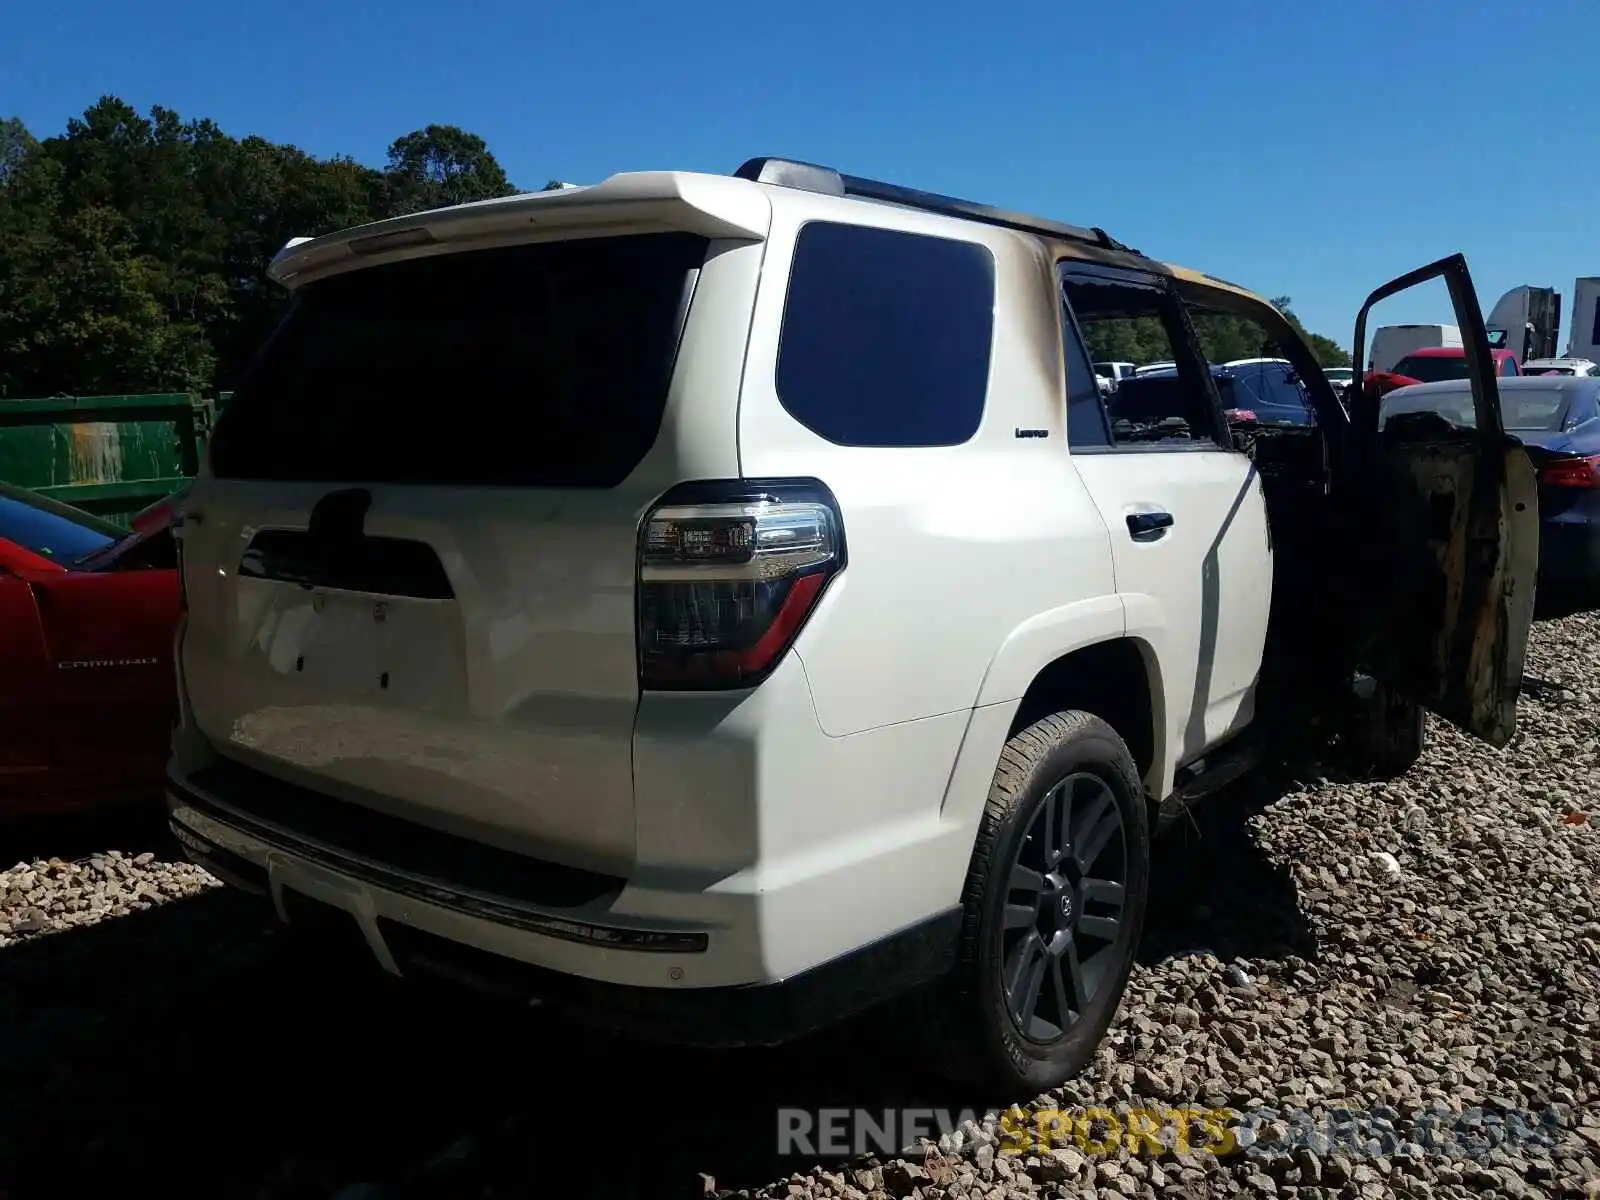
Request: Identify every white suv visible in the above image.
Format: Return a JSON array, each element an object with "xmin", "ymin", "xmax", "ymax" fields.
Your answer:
[{"xmin": 167, "ymin": 157, "xmax": 1538, "ymax": 1093}]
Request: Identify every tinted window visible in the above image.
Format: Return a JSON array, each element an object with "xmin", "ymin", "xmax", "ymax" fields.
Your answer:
[
  {"xmin": 1063, "ymin": 310, "xmax": 1112, "ymax": 447},
  {"xmin": 209, "ymin": 233, "xmax": 708, "ymax": 486},
  {"xmin": 1391, "ymin": 354, "xmax": 1470, "ymax": 383},
  {"xmin": 0, "ymin": 491, "xmax": 119, "ymax": 564},
  {"xmin": 1500, "ymin": 356, "xmax": 1519, "ymax": 377},
  {"xmin": 1260, "ymin": 366, "xmax": 1315, "ymax": 423},
  {"xmin": 776, "ymin": 223, "xmax": 995, "ymax": 447}
]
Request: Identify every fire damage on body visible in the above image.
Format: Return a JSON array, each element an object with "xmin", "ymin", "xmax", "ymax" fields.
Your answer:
[{"xmin": 1078, "ymin": 254, "xmax": 1536, "ymax": 800}]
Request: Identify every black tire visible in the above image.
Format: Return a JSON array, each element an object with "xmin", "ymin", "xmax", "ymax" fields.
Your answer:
[
  {"xmin": 1343, "ymin": 680, "xmax": 1426, "ymax": 780},
  {"xmin": 914, "ymin": 711, "xmax": 1150, "ymax": 1095}
]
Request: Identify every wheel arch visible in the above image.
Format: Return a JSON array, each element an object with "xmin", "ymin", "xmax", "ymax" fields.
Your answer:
[
  {"xmin": 955, "ymin": 603, "xmax": 1171, "ymax": 816},
  {"xmin": 1004, "ymin": 638, "xmax": 1164, "ymax": 791}
]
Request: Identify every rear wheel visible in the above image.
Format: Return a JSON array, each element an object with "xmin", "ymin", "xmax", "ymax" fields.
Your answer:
[{"xmin": 915, "ymin": 711, "xmax": 1150, "ymax": 1094}]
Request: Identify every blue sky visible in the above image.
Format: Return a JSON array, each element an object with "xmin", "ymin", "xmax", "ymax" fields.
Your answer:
[{"xmin": 4, "ymin": 0, "xmax": 1594, "ymax": 352}]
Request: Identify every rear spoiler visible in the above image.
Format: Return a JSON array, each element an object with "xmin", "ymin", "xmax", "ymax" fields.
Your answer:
[{"xmin": 267, "ymin": 172, "xmax": 773, "ymax": 290}]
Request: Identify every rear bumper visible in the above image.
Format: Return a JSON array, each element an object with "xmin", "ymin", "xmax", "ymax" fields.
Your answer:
[{"xmin": 166, "ymin": 774, "xmax": 958, "ymax": 1046}]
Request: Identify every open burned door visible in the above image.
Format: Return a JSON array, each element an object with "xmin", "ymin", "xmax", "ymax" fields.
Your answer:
[{"xmin": 1348, "ymin": 254, "xmax": 1540, "ymax": 746}]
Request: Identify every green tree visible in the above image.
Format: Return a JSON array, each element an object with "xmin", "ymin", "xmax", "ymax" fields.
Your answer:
[
  {"xmin": 3, "ymin": 97, "xmax": 1358, "ymax": 400},
  {"xmin": 0, "ymin": 99, "xmax": 525, "ymax": 395},
  {"xmin": 0, "ymin": 117, "xmax": 35, "ymax": 187},
  {"xmin": 1271, "ymin": 295, "xmax": 1349, "ymax": 368},
  {"xmin": 383, "ymin": 124, "xmax": 515, "ymax": 214}
]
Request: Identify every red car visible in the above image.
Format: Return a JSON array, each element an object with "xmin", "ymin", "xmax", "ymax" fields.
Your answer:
[
  {"xmin": 0, "ymin": 484, "xmax": 183, "ymax": 814},
  {"xmin": 1364, "ymin": 346, "xmax": 1523, "ymax": 402}
]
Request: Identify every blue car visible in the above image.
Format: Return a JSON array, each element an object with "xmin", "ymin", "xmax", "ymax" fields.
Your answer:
[
  {"xmin": 1119, "ymin": 359, "xmax": 1317, "ymax": 428},
  {"xmin": 1381, "ymin": 375, "xmax": 1600, "ymax": 588}
]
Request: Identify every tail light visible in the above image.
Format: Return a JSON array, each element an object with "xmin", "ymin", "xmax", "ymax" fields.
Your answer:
[
  {"xmin": 637, "ymin": 478, "xmax": 844, "ymax": 690},
  {"xmin": 1536, "ymin": 454, "xmax": 1600, "ymax": 489}
]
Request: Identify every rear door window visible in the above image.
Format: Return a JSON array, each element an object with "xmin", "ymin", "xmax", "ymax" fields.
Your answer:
[
  {"xmin": 775, "ymin": 222, "xmax": 995, "ymax": 447},
  {"xmin": 209, "ymin": 232, "xmax": 709, "ymax": 487}
]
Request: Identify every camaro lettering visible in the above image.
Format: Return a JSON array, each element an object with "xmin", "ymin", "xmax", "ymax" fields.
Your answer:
[{"xmin": 56, "ymin": 657, "xmax": 159, "ymax": 669}]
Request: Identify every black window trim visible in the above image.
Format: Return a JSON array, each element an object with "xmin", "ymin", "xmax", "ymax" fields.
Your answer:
[
  {"xmin": 773, "ymin": 217, "xmax": 998, "ymax": 450},
  {"xmin": 1057, "ymin": 262, "xmax": 1235, "ymax": 456}
]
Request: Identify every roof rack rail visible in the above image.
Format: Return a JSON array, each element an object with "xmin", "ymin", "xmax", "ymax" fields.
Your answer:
[{"xmin": 733, "ymin": 157, "xmax": 1141, "ymax": 256}]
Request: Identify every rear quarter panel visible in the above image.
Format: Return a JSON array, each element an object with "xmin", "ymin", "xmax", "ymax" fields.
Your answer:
[{"xmin": 735, "ymin": 197, "xmax": 1120, "ymax": 739}]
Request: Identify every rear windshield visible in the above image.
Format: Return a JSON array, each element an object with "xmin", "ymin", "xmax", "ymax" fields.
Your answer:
[
  {"xmin": 0, "ymin": 490, "xmax": 119, "ymax": 564},
  {"xmin": 1391, "ymin": 354, "xmax": 1470, "ymax": 383},
  {"xmin": 1379, "ymin": 387, "xmax": 1570, "ymax": 432},
  {"xmin": 1504, "ymin": 394, "xmax": 1570, "ymax": 430},
  {"xmin": 209, "ymin": 233, "xmax": 709, "ymax": 487}
]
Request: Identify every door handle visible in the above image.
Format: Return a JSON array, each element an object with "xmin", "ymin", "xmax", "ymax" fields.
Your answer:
[{"xmin": 1126, "ymin": 511, "xmax": 1174, "ymax": 542}]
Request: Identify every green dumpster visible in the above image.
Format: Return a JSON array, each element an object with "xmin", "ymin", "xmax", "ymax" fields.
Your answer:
[{"xmin": 0, "ymin": 393, "xmax": 213, "ymax": 527}]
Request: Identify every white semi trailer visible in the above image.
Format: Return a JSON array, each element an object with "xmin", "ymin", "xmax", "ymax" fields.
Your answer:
[
  {"xmin": 1568, "ymin": 278, "xmax": 1600, "ymax": 362},
  {"xmin": 1369, "ymin": 324, "xmax": 1462, "ymax": 373}
]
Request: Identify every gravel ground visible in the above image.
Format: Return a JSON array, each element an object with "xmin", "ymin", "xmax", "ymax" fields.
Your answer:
[{"xmin": 0, "ymin": 614, "xmax": 1597, "ymax": 1199}]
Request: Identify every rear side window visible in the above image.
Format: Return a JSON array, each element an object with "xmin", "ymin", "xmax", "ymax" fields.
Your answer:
[
  {"xmin": 775, "ymin": 222, "xmax": 995, "ymax": 447},
  {"xmin": 209, "ymin": 233, "xmax": 708, "ymax": 486}
]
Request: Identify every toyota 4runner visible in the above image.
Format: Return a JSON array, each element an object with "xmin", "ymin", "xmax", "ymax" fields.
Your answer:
[{"xmin": 166, "ymin": 157, "xmax": 1539, "ymax": 1093}]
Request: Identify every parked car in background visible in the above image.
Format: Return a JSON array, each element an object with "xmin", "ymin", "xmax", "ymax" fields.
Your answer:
[
  {"xmin": 1381, "ymin": 375, "xmax": 1600, "ymax": 590},
  {"xmin": 1323, "ymin": 365, "xmax": 1355, "ymax": 395},
  {"xmin": 1390, "ymin": 346, "xmax": 1522, "ymax": 383},
  {"xmin": 0, "ymin": 483, "xmax": 182, "ymax": 814},
  {"xmin": 1523, "ymin": 357, "xmax": 1599, "ymax": 378},
  {"xmin": 1363, "ymin": 346, "xmax": 1522, "ymax": 404},
  {"xmin": 1128, "ymin": 359, "xmax": 1315, "ymax": 427},
  {"xmin": 1094, "ymin": 360, "xmax": 1137, "ymax": 387},
  {"xmin": 1369, "ymin": 323, "xmax": 1462, "ymax": 373}
]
